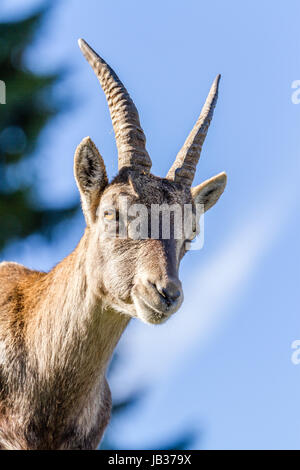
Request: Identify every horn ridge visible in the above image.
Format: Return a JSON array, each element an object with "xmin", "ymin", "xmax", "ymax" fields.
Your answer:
[
  {"xmin": 167, "ymin": 74, "xmax": 221, "ymax": 186},
  {"xmin": 78, "ymin": 38, "xmax": 152, "ymax": 173}
]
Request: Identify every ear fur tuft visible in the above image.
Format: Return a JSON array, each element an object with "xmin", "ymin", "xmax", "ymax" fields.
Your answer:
[{"xmin": 74, "ymin": 137, "xmax": 108, "ymax": 225}]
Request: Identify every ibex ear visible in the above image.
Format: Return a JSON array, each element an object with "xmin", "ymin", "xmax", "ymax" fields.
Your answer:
[
  {"xmin": 74, "ymin": 137, "xmax": 108, "ymax": 225},
  {"xmin": 191, "ymin": 172, "xmax": 227, "ymax": 212}
]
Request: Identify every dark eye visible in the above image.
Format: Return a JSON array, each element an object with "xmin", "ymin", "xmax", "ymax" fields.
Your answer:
[{"xmin": 104, "ymin": 209, "xmax": 116, "ymax": 221}]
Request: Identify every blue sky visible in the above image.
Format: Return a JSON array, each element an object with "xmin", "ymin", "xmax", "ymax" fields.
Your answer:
[{"xmin": 1, "ymin": 0, "xmax": 300, "ymax": 449}]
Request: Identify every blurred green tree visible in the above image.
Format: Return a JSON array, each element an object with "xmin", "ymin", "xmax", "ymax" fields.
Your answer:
[{"xmin": 0, "ymin": 7, "xmax": 78, "ymax": 252}]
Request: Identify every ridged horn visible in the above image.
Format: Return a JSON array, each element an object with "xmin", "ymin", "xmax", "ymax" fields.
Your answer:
[
  {"xmin": 78, "ymin": 38, "xmax": 152, "ymax": 173},
  {"xmin": 167, "ymin": 75, "xmax": 221, "ymax": 186}
]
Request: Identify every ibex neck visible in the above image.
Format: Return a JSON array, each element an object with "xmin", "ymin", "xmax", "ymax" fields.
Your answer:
[{"xmin": 27, "ymin": 232, "xmax": 130, "ymax": 392}]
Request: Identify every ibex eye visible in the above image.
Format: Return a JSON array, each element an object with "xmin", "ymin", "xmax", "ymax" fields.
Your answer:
[{"xmin": 104, "ymin": 210, "xmax": 116, "ymax": 221}]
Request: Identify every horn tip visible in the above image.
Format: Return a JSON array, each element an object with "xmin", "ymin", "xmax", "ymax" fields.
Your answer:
[
  {"xmin": 78, "ymin": 38, "xmax": 92, "ymax": 55},
  {"xmin": 78, "ymin": 38, "xmax": 103, "ymax": 69},
  {"xmin": 210, "ymin": 74, "xmax": 221, "ymax": 95},
  {"xmin": 78, "ymin": 38, "xmax": 97, "ymax": 60},
  {"xmin": 78, "ymin": 38, "xmax": 86, "ymax": 50}
]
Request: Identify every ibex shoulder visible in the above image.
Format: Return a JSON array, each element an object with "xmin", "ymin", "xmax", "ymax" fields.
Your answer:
[
  {"xmin": 0, "ymin": 262, "xmax": 44, "ymax": 315},
  {"xmin": 0, "ymin": 262, "xmax": 42, "ymax": 282},
  {"xmin": 0, "ymin": 261, "xmax": 27, "ymax": 273}
]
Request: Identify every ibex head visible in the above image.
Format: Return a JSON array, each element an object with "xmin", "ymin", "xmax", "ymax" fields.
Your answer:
[{"xmin": 75, "ymin": 39, "xmax": 227, "ymax": 325}]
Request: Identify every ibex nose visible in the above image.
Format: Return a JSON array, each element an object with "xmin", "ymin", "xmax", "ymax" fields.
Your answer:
[{"xmin": 156, "ymin": 280, "xmax": 182, "ymax": 307}]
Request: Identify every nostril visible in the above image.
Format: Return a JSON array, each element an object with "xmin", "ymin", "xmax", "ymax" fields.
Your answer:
[
  {"xmin": 162, "ymin": 287, "xmax": 181, "ymax": 303},
  {"xmin": 148, "ymin": 280, "xmax": 182, "ymax": 306},
  {"xmin": 152, "ymin": 280, "xmax": 181, "ymax": 306}
]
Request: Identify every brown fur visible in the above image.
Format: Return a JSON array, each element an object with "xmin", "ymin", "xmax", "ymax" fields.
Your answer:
[{"xmin": 0, "ymin": 253, "xmax": 127, "ymax": 449}]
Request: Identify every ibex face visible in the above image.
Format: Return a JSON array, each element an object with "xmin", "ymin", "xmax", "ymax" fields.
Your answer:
[
  {"xmin": 82, "ymin": 167, "xmax": 191, "ymax": 325},
  {"xmin": 76, "ymin": 39, "xmax": 227, "ymax": 325}
]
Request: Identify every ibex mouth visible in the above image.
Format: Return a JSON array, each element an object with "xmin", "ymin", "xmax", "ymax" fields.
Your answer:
[
  {"xmin": 131, "ymin": 281, "xmax": 183, "ymax": 324},
  {"xmin": 133, "ymin": 294, "xmax": 171, "ymax": 324}
]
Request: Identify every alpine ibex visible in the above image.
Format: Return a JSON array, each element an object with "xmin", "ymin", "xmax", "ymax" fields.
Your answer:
[{"xmin": 0, "ymin": 39, "xmax": 227, "ymax": 449}]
